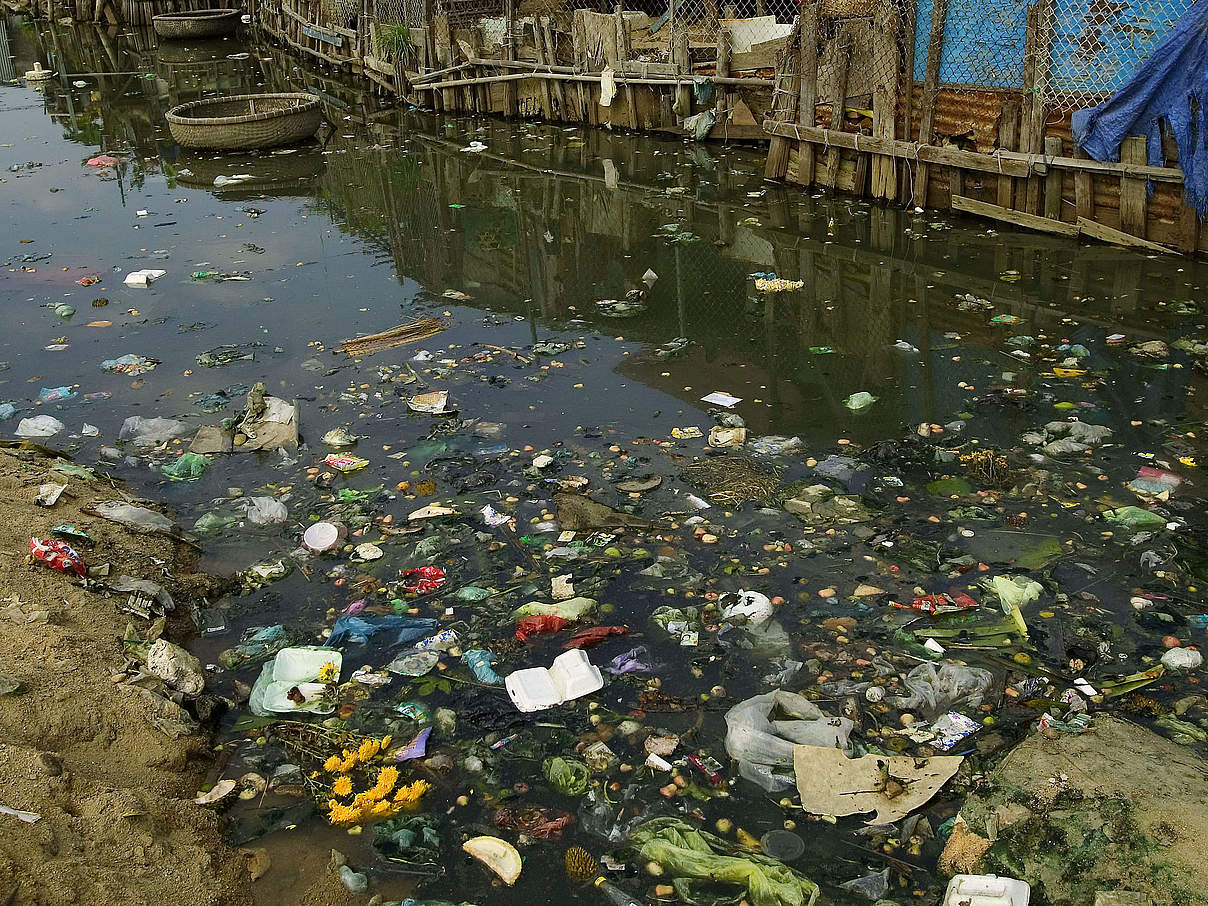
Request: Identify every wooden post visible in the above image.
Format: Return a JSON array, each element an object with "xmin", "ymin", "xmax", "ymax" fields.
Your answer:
[
  {"xmin": 614, "ymin": 4, "xmax": 638, "ymax": 129},
  {"xmin": 672, "ymin": 26, "xmax": 691, "ymax": 119},
  {"xmin": 503, "ymin": 0, "xmax": 519, "ymax": 115},
  {"xmin": 1178, "ymin": 198, "xmax": 1201, "ymax": 254},
  {"xmin": 763, "ymin": 19, "xmax": 797, "ymax": 180},
  {"xmin": 870, "ymin": 1, "xmax": 900, "ymax": 199},
  {"xmin": 533, "ymin": 19, "xmax": 554, "ymax": 118},
  {"xmin": 1043, "ymin": 134, "xmax": 1063, "ymax": 220},
  {"xmin": 434, "ymin": 14, "xmax": 456, "ymax": 111},
  {"xmin": 1023, "ymin": 0, "xmax": 1053, "ymax": 214},
  {"xmin": 544, "ymin": 18, "xmax": 567, "ymax": 121},
  {"xmin": 821, "ymin": 28, "xmax": 852, "ymax": 189},
  {"xmin": 1073, "ymin": 146, "xmax": 1094, "ymax": 220},
  {"xmin": 948, "ymin": 166, "xmax": 963, "ymax": 208},
  {"xmin": 423, "ymin": 0, "xmax": 442, "ymax": 112},
  {"xmin": 1119, "ymin": 135, "xmax": 1148, "ymax": 237},
  {"xmin": 898, "ymin": 0, "xmax": 917, "ymax": 202},
  {"xmin": 797, "ymin": 0, "xmax": 820, "ymax": 187},
  {"xmin": 997, "ymin": 97, "xmax": 1020, "ymax": 209},
  {"xmin": 715, "ymin": 26, "xmax": 731, "ymax": 124},
  {"xmin": 915, "ymin": 0, "xmax": 948, "ymax": 207}
]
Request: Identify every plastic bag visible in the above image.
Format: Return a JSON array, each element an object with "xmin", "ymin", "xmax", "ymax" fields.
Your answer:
[
  {"xmin": 161, "ymin": 452, "xmax": 209, "ymax": 481},
  {"xmin": 462, "ymin": 649, "xmax": 504, "ymax": 684},
  {"xmin": 16, "ymin": 415, "xmax": 64, "ymax": 438},
  {"xmin": 326, "ymin": 615, "xmax": 436, "ymax": 647},
  {"xmin": 605, "ymin": 645, "xmax": 653, "ymax": 675},
  {"xmin": 93, "ymin": 501, "xmax": 175, "ymax": 534},
  {"xmin": 985, "ymin": 575, "xmax": 1042, "ymax": 611},
  {"xmin": 236, "ymin": 496, "xmax": 288, "ymax": 526},
  {"xmin": 888, "ymin": 661, "xmax": 994, "ymax": 719},
  {"xmin": 724, "ymin": 691, "xmax": 853, "ymax": 782},
  {"xmin": 515, "ymin": 615, "xmax": 570, "ymax": 641},
  {"xmin": 564, "ymin": 625, "xmax": 629, "ymax": 649},
  {"xmin": 1104, "ymin": 505, "xmax": 1166, "ymax": 529},
  {"xmin": 29, "ymin": 537, "xmax": 85, "ymax": 575},
  {"xmin": 543, "ymin": 756, "xmax": 589, "ymax": 795},
  {"xmin": 629, "ymin": 818, "xmax": 819, "ymax": 906},
  {"xmin": 400, "ymin": 566, "xmax": 447, "ymax": 594},
  {"xmin": 119, "ymin": 415, "xmax": 189, "ymax": 447},
  {"xmin": 844, "ymin": 391, "xmax": 877, "ymax": 410}
]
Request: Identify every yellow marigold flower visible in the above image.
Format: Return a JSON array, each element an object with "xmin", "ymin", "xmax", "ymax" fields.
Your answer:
[
  {"xmin": 328, "ymin": 802, "xmax": 360, "ymax": 827},
  {"xmin": 317, "ymin": 661, "xmax": 340, "ymax": 684},
  {"xmin": 372, "ymin": 766, "xmax": 400, "ymax": 797},
  {"xmin": 369, "ymin": 800, "xmax": 397, "ymax": 819},
  {"xmin": 357, "ymin": 738, "xmax": 380, "ymax": 762},
  {"xmin": 332, "ymin": 776, "xmax": 353, "ymax": 797},
  {"xmin": 381, "ymin": 735, "xmax": 392, "ymax": 749},
  {"xmin": 393, "ymin": 780, "xmax": 432, "ymax": 804},
  {"xmin": 323, "ymin": 755, "xmax": 342, "ymax": 773},
  {"xmin": 352, "ymin": 791, "xmax": 377, "ymax": 810}
]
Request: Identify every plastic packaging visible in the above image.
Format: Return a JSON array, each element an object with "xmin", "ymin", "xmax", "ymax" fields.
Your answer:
[
  {"xmin": 29, "ymin": 537, "xmax": 85, "ymax": 575},
  {"xmin": 888, "ymin": 661, "xmax": 994, "ymax": 719},
  {"xmin": 161, "ymin": 452, "xmax": 209, "ymax": 481},
  {"xmin": 302, "ymin": 521, "xmax": 344, "ymax": 552},
  {"xmin": 93, "ymin": 501, "xmax": 175, "ymax": 534},
  {"xmin": 119, "ymin": 415, "xmax": 188, "ymax": 447},
  {"xmin": 941, "ymin": 875, "xmax": 1030, "ymax": 906},
  {"xmin": 462, "ymin": 649, "xmax": 504, "ymax": 684},
  {"xmin": 721, "ymin": 590, "xmax": 774, "ymax": 627},
  {"xmin": 724, "ymin": 690, "xmax": 853, "ymax": 790},
  {"xmin": 249, "ymin": 646, "xmax": 342, "ymax": 716},
  {"xmin": 16, "ymin": 415, "xmax": 64, "ymax": 438},
  {"xmin": 506, "ymin": 649, "xmax": 603, "ymax": 712},
  {"xmin": 236, "ymin": 496, "xmax": 288, "ymax": 526},
  {"xmin": 844, "ymin": 391, "xmax": 877, "ymax": 410}
]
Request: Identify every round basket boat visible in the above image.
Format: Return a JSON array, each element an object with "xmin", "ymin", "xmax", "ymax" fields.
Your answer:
[
  {"xmin": 166, "ymin": 93, "xmax": 323, "ymax": 150},
  {"xmin": 153, "ymin": 8, "xmax": 240, "ymax": 40}
]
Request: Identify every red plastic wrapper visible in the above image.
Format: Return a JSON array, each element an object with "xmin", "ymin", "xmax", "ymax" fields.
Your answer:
[
  {"xmin": 905, "ymin": 592, "xmax": 978, "ymax": 615},
  {"xmin": 515, "ymin": 614, "xmax": 570, "ymax": 641},
  {"xmin": 493, "ymin": 805, "xmax": 575, "ymax": 840},
  {"xmin": 399, "ymin": 565, "xmax": 446, "ymax": 595},
  {"xmin": 29, "ymin": 536, "xmax": 85, "ymax": 576},
  {"xmin": 564, "ymin": 624, "xmax": 630, "ymax": 649}
]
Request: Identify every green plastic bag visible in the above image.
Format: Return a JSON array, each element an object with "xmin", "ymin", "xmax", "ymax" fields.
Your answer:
[
  {"xmin": 629, "ymin": 818, "xmax": 819, "ymax": 906},
  {"xmin": 542, "ymin": 756, "xmax": 589, "ymax": 795},
  {"xmin": 1103, "ymin": 505, "xmax": 1166, "ymax": 529},
  {"xmin": 984, "ymin": 575, "xmax": 1043, "ymax": 612},
  {"xmin": 162, "ymin": 452, "xmax": 209, "ymax": 481},
  {"xmin": 844, "ymin": 391, "xmax": 877, "ymax": 410}
]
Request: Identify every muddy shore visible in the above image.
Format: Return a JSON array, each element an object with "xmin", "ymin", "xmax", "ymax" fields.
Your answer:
[{"xmin": 0, "ymin": 445, "xmax": 358, "ymax": 906}]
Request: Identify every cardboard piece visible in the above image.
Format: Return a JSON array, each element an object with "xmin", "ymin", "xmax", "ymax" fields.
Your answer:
[{"xmin": 793, "ymin": 744, "xmax": 963, "ymax": 824}]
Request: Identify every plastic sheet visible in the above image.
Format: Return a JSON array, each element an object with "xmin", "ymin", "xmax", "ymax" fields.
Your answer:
[{"xmin": 888, "ymin": 661, "xmax": 994, "ymax": 720}]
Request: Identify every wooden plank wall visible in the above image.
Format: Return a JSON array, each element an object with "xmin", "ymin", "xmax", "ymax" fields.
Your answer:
[{"xmin": 761, "ymin": 0, "xmax": 1203, "ymax": 255}]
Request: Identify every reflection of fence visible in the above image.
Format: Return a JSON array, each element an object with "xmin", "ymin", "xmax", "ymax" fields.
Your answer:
[{"xmin": 762, "ymin": 0, "xmax": 1200, "ymax": 255}]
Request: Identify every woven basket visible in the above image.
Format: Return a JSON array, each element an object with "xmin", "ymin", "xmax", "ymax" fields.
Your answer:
[
  {"xmin": 153, "ymin": 9, "xmax": 240, "ymax": 39},
  {"xmin": 166, "ymin": 93, "xmax": 323, "ymax": 150}
]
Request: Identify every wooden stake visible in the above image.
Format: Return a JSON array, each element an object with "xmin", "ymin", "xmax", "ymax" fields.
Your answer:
[
  {"xmin": 533, "ymin": 19, "xmax": 554, "ymax": 118},
  {"xmin": 870, "ymin": 0, "xmax": 900, "ymax": 199},
  {"xmin": 503, "ymin": 0, "xmax": 519, "ymax": 116},
  {"xmin": 822, "ymin": 28, "xmax": 852, "ymax": 189},
  {"xmin": 797, "ymin": 0, "xmax": 819, "ymax": 187},
  {"xmin": 1073, "ymin": 146, "xmax": 1094, "ymax": 220},
  {"xmin": 1043, "ymin": 134, "xmax": 1063, "ymax": 220},
  {"xmin": 914, "ymin": 0, "xmax": 948, "ymax": 207},
  {"xmin": 997, "ymin": 97, "xmax": 1020, "ymax": 209},
  {"xmin": 1024, "ymin": 0, "xmax": 1053, "ymax": 214},
  {"xmin": 1119, "ymin": 135, "xmax": 1148, "ymax": 237},
  {"xmin": 544, "ymin": 18, "xmax": 567, "ymax": 121},
  {"xmin": 715, "ymin": 26, "xmax": 731, "ymax": 124}
]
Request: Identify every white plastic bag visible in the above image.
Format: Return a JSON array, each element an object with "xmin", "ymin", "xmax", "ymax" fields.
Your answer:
[
  {"xmin": 15, "ymin": 415, "xmax": 64, "ymax": 438},
  {"xmin": 119, "ymin": 415, "xmax": 188, "ymax": 447},
  {"xmin": 724, "ymin": 690, "xmax": 853, "ymax": 790},
  {"xmin": 888, "ymin": 661, "xmax": 994, "ymax": 719}
]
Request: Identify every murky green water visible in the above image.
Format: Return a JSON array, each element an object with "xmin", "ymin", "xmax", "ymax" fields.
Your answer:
[{"xmin": 4, "ymin": 16, "xmax": 1208, "ymax": 905}]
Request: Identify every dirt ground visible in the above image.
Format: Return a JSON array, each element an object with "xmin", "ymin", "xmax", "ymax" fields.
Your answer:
[
  {"xmin": 0, "ymin": 446, "xmax": 359, "ymax": 906},
  {"xmin": 946, "ymin": 714, "xmax": 1208, "ymax": 906}
]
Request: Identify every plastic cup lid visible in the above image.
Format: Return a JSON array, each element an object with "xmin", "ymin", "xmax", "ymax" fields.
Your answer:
[
  {"xmin": 760, "ymin": 829, "xmax": 805, "ymax": 862},
  {"xmin": 303, "ymin": 521, "xmax": 339, "ymax": 552}
]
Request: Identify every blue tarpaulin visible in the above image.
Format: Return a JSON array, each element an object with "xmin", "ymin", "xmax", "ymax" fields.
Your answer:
[{"xmin": 1072, "ymin": 0, "xmax": 1208, "ymax": 214}]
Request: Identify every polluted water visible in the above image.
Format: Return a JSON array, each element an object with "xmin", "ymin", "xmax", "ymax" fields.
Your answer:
[{"xmin": 2, "ymin": 16, "xmax": 1208, "ymax": 906}]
